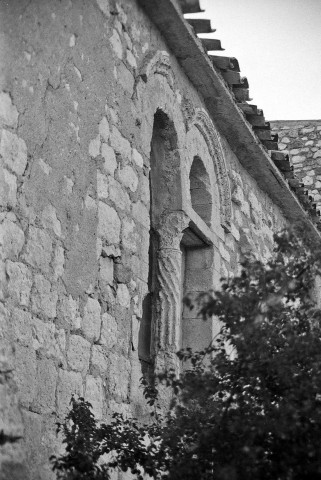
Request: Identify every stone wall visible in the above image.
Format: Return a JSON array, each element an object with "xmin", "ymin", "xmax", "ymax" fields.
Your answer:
[
  {"xmin": 0, "ymin": 1, "xmax": 288, "ymax": 478},
  {"xmin": 271, "ymin": 120, "xmax": 321, "ymax": 205}
]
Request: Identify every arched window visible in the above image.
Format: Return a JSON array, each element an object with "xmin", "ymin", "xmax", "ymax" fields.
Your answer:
[
  {"xmin": 138, "ymin": 110, "xmax": 180, "ymax": 375},
  {"xmin": 189, "ymin": 156, "xmax": 212, "ymax": 226}
]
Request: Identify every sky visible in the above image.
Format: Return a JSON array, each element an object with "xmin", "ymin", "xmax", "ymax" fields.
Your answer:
[{"xmin": 189, "ymin": 0, "xmax": 321, "ymax": 121}]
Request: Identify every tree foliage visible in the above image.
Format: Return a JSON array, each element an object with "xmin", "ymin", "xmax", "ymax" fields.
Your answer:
[{"xmin": 51, "ymin": 226, "xmax": 321, "ymax": 480}]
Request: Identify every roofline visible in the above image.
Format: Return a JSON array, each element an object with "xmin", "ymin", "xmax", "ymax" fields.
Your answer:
[{"xmin": 137, "ymin": 0, "xmax": 320, "ymax": 240}]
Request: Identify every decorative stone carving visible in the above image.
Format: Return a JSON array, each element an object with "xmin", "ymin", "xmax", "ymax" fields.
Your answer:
[
  {"xmin": 154, "ymin": 211, "xmax": 189, "ymax": 356},
  {"xmin": 138, "ymin": 50, "xmax": 175, "ymax": 90},
  {"xmin": 189, "ymin": 108, "xmax": 232, "ymax": 231}
]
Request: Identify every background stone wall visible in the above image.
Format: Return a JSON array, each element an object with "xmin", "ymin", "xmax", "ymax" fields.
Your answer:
[
  {"xmin": 271, "ymin": 120, "xmax": 321, "ymax": 205},
  {"xmin": 0, "ymin": 1, "xmax": 288, "ymax": 479}
]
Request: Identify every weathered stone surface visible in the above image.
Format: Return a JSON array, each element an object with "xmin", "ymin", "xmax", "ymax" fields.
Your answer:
[
  {"xmin": 52, "ymin": 244, "xmax": 64, "ymax": 280},
  {"xmin": 272, "ymin": 121, "xmax": 321, "ymax": 208},
  {"xmin": 0, "ymin": 219, "xmax": 24, "ymax": 260},
  {"xmin": 31, "ymin": 274, "xmax": 58, "ymax": 319},
  {"xmin": 23, "ymin": 226, "xmax": 52, "ymax": 274},
  {"xmin": 101, "ymin": 144, "xmax": 117, "ymax": 176},
  {"xmin": 98, "ymin": 202, "xmax": 121, "ymax": 244},
  {"xmin": 99, "ymin": 117, "xmax": 110, "ymax": 143},
  {"xmin": 41, "ymin": 204, "xmax": 62, "ymax": 237},
  {"xmin": 57, "ymin": 295, "xmax": 81, "ymax": 330},
  {"xmin": 0, "ymin": 167, "xmax": 17, "ymax": 207},
  {"xmin": 98, "ymin": 312, "xmax": 118, "ymax": 349},
  {"xmin": 99, "ymin": 257, "xmax": 114, "ymax": 286},
  {"xmin": 31, "ymin": 317, "xmax": 64, "ymax": 363},
  {"xmin": 14, "ymin": 344, "xmax": 37, "ymax": 406},
  {"xmin": 110, "ymin": 126, "xmax": 131, "ymax": 160},
  {"xmin": 10, "ymin": 308, "xmax": 33, "ymax": 347},
  {"xmin": 67, "ymin": 334, "xmax": 91, "ymax": 373},
  {"xmin": 57, "ymin": 369, "xmax": 83, "ymax": 416},
  {"xmin": 108, "ymin": 353, "xmax": 130, "ymax": 401},
  {"xmin": 118, "ymin": 165, "xmax": 138, "ymax": 192},
  {"xmin": 97, "ymin": 172, "xmax": 109, "ymax": 199},
  {"xmin": 108, "ymin": 177, "xmax": 131, "ymax": 211},
  {"xmin": 32, "ymin": 358, "xmax": 57, "ymax": 414},
  {"xmin": 132, "ymin": 148, "xmax": 144, "ymax": 168},
  {"xmin": 0, "ymin": 130, "xmax": 27, "ymax": 175},
  {"xmin": 82, "ymin": 297, "xmax": 101, "ymax": 342},
  {"xmin": 121, "ymin": 218, "xmax": 139, "ymax": 254},
  {"xmin": 110, "ymin": 29, "xmax": 123, "ymax": 59},
  {"xmin": 91, "ymin": 345, "xmax": 108, "ymax": 376},
  {"xmin": 0, "ymin": 4, "xmax": 308, "ymax": 477},
  {"xmin": 89, "ymin": 135, "xmax": 101, "ymax": 158},
  {"xmin": 85, "ymin": 375, "xmax": 104, "ymax": 420},
  {"xmin": 116, "ymin": 283, "xmax": 130, "ymax": 308},
  {"xmin": 6, "ymin": 261, "xmax": 32, "ymax": 306},
  {"xmin": 0, "ymin": 92, "xmax": 19, "ymax": 127}
]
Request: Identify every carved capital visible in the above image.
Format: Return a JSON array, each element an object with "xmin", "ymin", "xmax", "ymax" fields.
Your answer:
[{"xmin": 157, "ymin": 211, "xmax": 190, "ymax": 250}]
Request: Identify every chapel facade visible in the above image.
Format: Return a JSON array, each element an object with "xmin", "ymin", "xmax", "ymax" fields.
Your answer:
[{"xmin": 0, "ymin": 1, "xmax": 320, "ymax": 479}]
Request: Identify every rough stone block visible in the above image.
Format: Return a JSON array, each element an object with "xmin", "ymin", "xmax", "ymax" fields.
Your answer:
[
  {"xmin": 108, "ymin": 353, "xmax": 130, "ymax": 401},
  {"xmin": 0, "ymin": 219, "xmax": 24, "ymax": 260},
  {"xmin": 121, "ymin": 218, "xmax": 138, "ymax": 253},
  {"xmin": 117, "ymin": 62, "xmax": 135, "ymax": 95},
  {"xmin": 6, "ymin": 261, "xmax": 32, "ymax": 306},
  {"xmin": 57, "ymin": 369, "xmax": 83, "ymax": 416},
  {"xmin": 96, "ymin": 0, "xmax": 110, "ymax": 17},
  {"xmin": 118, "ymin": 165, "xmax": 138, "ymax": 192},
  {"xmin": 14, "ymin": 344, "xmax": 37, "ymax": 406},
  {"xmin": 23, "ymin": 226, "xmax": 52, "ymax": 274},
  {"xmin": 98, "ymin": 312, "xmax": 118, "ymax": 349},
  {"xmin": 67, "ymin": 334, "xmax": 91, "ymax": 373},
  {"xmin": 108, "ymin": 177, "xmax": 131, "ymax": 211},
  {"xmin": 31, "ymin": 317, "xmax": 64, "ymax": 363},
  {"xmin": 58, "ymin": 295, "xmax": 81, "ymax": 329},
  {"xmin": 91, "ymin": 345, "xmax": 108, "ymax": 376},
  {"xmin": 132, "ymin": 148, "xmax": 144, "ymax": 168},
  {"xmin": 53, "ymin": 244, "xmax": 64, "ymax": 280},
  {"xmin": 101, "ymin": 144, "xmax": 117, "ymax": 176},
  {"xmin": 10, "ymin": 308, "xmax": 33, "ymax": 347},
  {"xmin": 292, "ymin": 155, "xmax": 306, "ymax": 164},
  {"xmin": 98, "ymin": 201, "xmax": 121, "ymax": 244},
  {"xmin": 41, "ymin": 204, "xmax": 62, "ymax": 237},
  {"xmin": 99, "ymin": 117, "xmax": 110, "ymax": 142},
  {"xmin": 219, "ymin": 243, "xmax": 230, "ymax": 262},
  {"xmin": 31, "ymin": 274, "xmax": 58, "ymax": 319},
  {"xmin": 99, "ymin": 257, "xmax": 114, "ymax": 286},
  {"xmin": 0, "ymin": 130, "xmax": 27, "ymax": 175},
  {"xmin": 32, "ymin": 358, "xmax": 58, "ymax": 413},
  {"xmin": 88, "ymin": 134, "xmax": 101, "ymax": 158},
  {"xmin": 0, "ymin": 166, "xmax": 17, "ymax": 207},
  {"xmin": 82, "ymin": 297, "xmax": 101, "ymax": 342},
  {"xmin": 116, "ymin": 283, "xmax": 130, "ymax": 308},
  {"xmin": 85, "ymin": 375, "xmax": 104, "ymax": 420},
  {"xmin": 109, "ymin": 125, "xmax": 131, "ymax": 160},
  {"xmin": 131, "ymin": 201, "xmax": 149, "ymax": 227},
  {"xmin": 97, "ymin": 171, "xmax": 109, "ymax": 199},
  {"xmin": 0, "ymin": 92, "xmax": 19, "ymax": 127},
  {"xmin": 110, "ymin": 29, "xmax": 123, "ymax": 60}
]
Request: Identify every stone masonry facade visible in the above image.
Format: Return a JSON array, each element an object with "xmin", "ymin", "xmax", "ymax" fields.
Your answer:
[
  {"xmin": 271, "ymin": 120, "xmax": 321, "ymax": 206},
  {"xmin": 0, "ymin": 1, "xmax": 316, "ymax": 479}
]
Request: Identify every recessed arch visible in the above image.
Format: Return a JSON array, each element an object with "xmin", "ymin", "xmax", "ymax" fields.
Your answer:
[
  {"xmin": 189, "ymin": 156, "xmax": 212, "ymax": 226},
  {"xmin": 188, "ymin": 108, "xmax": 232, "ymax": 231}
]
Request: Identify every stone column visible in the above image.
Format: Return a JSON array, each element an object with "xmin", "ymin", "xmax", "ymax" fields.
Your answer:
[{"xmin": 153, "ymin": 211, "xmax": 189, "ymax": 373}]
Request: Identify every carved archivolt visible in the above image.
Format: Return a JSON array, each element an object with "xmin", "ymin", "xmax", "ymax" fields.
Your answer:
[
  {"xmin": 137, "ymin": 50, "xmax": 175, "ymax": 90},
  {"xmin": 189, "ymin": 108, "xmax": 232, "ymax": 231}
]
